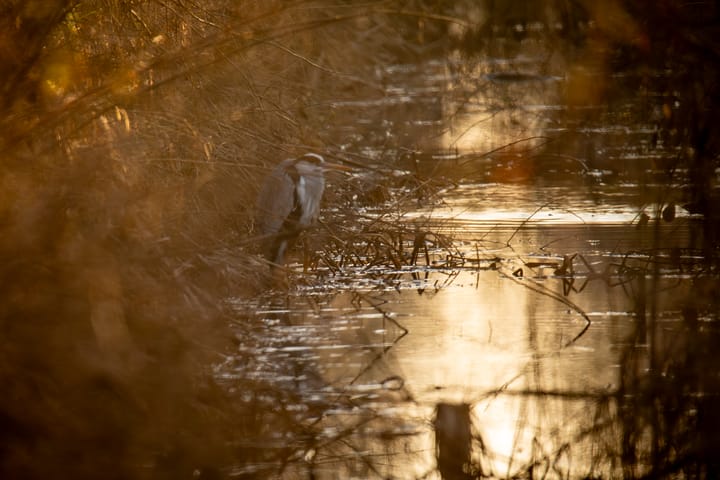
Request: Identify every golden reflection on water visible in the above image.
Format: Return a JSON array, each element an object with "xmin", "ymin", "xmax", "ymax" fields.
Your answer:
[
  {"xmin": 390, "ymin": 272, "xmax": 535, "ymax": 475},
  {"xmin": 385, "ymin": 272, "xmax": 530, "ymax": 400},
  {"xmin": 313, "ymin": 264, "xmax": 636, "ymax": 477},
  {"xmin": 411, "ymin": 183, "xmax": 682, "ymax": 227}
]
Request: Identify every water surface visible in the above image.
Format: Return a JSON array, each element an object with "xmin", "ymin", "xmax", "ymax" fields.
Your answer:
[{"xmin": 228, "ymin": 181, "xmax": 695, "ymax": 478}]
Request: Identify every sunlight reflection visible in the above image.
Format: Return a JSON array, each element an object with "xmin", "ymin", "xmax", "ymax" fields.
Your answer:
[
  {"xmin": 440, "ymin": 59, "xmax": 561, "ymax": 153},
  {"xmin": 316, "ymin": 264, "xmax": 640, "ymax": 477},
  {"xmin": 409, "ymin": 183, "xmax": 669, "ymax": 226}
]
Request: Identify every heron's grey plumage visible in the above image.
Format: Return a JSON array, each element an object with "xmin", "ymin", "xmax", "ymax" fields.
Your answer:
[{"xmin": 256, "ymin": 153, "xmax": 326, "ymax": 265}]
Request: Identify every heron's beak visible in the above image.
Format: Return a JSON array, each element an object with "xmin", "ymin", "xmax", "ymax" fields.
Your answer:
[{"xmin": 322, "ymin": 162, "xmax": 354, "ymax": 173}]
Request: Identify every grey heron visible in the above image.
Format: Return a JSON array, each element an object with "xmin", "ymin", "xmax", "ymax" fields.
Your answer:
[{"xmin": 255, "ymin": 153, "xmax": 350, "ymax": 266}]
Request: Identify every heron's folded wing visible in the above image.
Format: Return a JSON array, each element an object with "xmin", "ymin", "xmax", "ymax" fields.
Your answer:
[{"xmin": 255, "ymin": 167, "xmax": 295, "ymax": 236}]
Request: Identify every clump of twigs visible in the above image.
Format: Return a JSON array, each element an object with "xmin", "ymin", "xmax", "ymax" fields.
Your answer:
[{"xmin": 270, "ymin": 163, "xmax": 462, "ymax": 284}]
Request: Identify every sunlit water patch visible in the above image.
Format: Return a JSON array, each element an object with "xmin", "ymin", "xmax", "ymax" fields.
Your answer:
[{"xmin": 412, "ymin": 182, "xmax": 693, "ymax": 227}]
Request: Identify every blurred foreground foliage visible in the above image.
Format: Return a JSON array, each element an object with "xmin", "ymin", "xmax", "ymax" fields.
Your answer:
[{"xmin": 0, "ymin": 1, "xmax": 370, "ymax": 478}]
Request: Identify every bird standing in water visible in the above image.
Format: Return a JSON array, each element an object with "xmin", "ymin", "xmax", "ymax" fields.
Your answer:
[{"xmin": 255, "ymin": 153, "xmax": 348, "ymax": 266}]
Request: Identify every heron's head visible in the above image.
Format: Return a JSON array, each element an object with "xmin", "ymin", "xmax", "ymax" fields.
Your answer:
[
  {"xmin": 295, "ymin": 153, "xmax": 352, "ymax": 177},
  {"xmin": 300, "ymin": 153, "xmax": 325, "ymax": 164},
  {"xmin": 292, "ymin": 153, "xmax": 324, "ymax": 180}
]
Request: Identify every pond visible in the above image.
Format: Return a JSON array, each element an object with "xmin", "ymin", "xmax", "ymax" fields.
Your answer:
[
  {"xmin": 223, "ymin": 24, "xmax": 715, "ymax": 478},
  {"xmin": 228, "ymin": 180, "xmax": 701, "ymax": 479}
]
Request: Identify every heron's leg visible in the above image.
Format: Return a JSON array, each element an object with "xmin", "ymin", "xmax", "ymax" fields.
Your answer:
[
  {"xmin": 273, "ymin": 239, "xmax": 288, "ymax": 265},
  {"xmin": 302, "ymin": 237, "xmax": 309, "ymax": 273}
]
